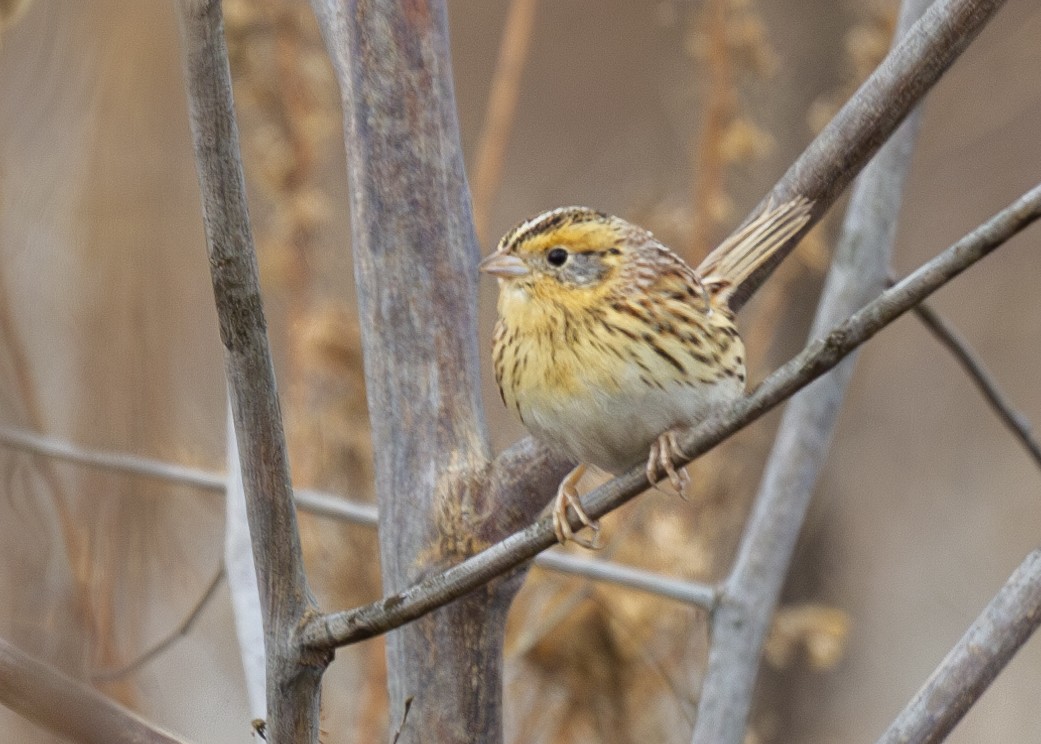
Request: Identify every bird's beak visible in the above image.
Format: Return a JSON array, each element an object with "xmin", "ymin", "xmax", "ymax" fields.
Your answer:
[{"xmin": 478, "ymin": 251, "xmax": 530, "ymax": 279}]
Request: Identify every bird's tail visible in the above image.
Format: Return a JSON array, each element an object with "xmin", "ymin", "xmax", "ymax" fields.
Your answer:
[{"xmin": 697, "ymin": 195, "xmax": 813, "ymax": 306}]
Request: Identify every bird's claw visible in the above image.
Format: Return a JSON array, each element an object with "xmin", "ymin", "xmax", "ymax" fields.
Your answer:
[
  {"xmin": 646, "ymin": 431, "xmax": 690, "ymax": 499},
  {"xmin": 552, "ymin": 465, "xmax": 602, "ymax": 549}
]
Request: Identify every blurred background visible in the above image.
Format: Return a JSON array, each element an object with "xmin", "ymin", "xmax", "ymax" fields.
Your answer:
[{"xmin": 0, "ymin": 0, "xmax": 1038, "ymax": 741}]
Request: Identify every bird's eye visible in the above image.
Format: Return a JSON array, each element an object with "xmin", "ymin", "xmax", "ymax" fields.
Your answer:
[{"xmin": 546, "ymin": 247, "xmax": 569, "ymax": 267}]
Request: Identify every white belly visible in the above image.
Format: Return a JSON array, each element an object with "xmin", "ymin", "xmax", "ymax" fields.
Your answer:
[{"xmin": 518, "ymin": 368, "xmax": 742, "ymax": 474}]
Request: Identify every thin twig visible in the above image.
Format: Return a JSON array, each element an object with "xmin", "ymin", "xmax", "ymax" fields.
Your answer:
[
  {"xmin": 876, "ymin": 547, "xmax": 1041, "ymax": 744},
  {"xmin": 0, "ymin": 636, "xmax": 189, "ymax": 744},
  {"xmin": 0, "ymin": 423, "xmax": 223, "ymax": 492},
  {"xmin": 0, "ymin": 424, "xmax": 715, "ymax": 606},
  {"xmin": 471, "ymin": 0, "xmax": 539, "ymax": 244},
  {"xmin": 534, "ymin": 552, "xmax": 715, "ymax": 608},
  {"xmin": 299, "ymin": 183, "xmax": 1041, "ymax": 652},
  {"xmin": 0, "ymin": 422, "xmax": 379, "ymax": 522},
  {"xmin": 912, "ymin": 300, "xmax": 1041, "ymax": 468},
  {"xmin": 691, "ymin": 0, "xmax": 930, "ymax": 738},
  {"xmin": 92, "ymin": 567, "xmax": 225, "ymax": 682}
]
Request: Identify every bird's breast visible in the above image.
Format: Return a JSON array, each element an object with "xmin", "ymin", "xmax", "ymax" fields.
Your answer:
[{"xmin": 492, "ymin": 301, "xmax": 745, "ymax": 472}]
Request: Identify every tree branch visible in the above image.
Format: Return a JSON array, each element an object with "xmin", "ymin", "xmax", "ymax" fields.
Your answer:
[
  {"xmin": 309, "ymin": 1, "xmax": 513, "ymax": 740},
  {"xmin": 0, "ymin": 421, "xmax": 380, "ymax": 523},
  {"xmin": 0, "ymin": 423, "xmax": 225, "ymax": 493},
  {"xmin": 0, "ymin": 637, "xmax": 188, "ymax": 744},
  {"xmin": 876, "ymin": 547, "xmax": 1041, "ymax": 744},
  {"xmin": 0, "ymin": 424, "xmax": 720, "ymax": 603},
  {"xmin": 707, "ymin": 0, "xmax": 1007, "ymax": 311},
  {"xmin": 533, "ymin": 552, "xmax": 716, "ymax": 608},
  {"xmin": 912, "ymin": 301, "xmax": 1041, "ymax": 469},
  {"xmin": 690, "ymin": 0, "xmax": 930, "ymax": 738},
  {"xmin": 91, "ymin": 567, "xmax": 224, "ymax": 683},
  {"xmin": 300, "ymin": 183, "xmax": 1041, "ymax": 652},
  {"xmin": 175, "ymin": 1, "xmax": 325, "ymax": 741}
]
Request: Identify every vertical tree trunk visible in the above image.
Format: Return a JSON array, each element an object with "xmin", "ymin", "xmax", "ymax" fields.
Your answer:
[{"xmin": 310, "ymin": 1, "xmax": 529, "ymax": 740}]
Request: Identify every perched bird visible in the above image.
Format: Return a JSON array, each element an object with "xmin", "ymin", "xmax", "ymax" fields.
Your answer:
[{"xmin": 480, "ymin": 197, "xmax": 812, "ymax": 547}]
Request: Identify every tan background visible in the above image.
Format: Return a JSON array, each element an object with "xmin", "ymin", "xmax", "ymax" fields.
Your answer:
[{"xmin": 0, "ymin": 0, "xmax": 1038, "ymax": 741}]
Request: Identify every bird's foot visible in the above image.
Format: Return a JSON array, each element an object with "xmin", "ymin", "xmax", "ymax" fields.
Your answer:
[
  {"xmin": 551, "ymin": 464, "xmax": 601, "ymax": 549},
  {"xmin": 646, "ymin": 430, "xmax": 690, "ymax": 499}
]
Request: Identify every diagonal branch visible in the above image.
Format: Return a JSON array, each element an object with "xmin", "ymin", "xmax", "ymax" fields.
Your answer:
[
  {"xmin": 175, "ymin": 1, "xmax": 325, "ymax": 740},
  {"xmin": 91, "ymin": 567, "xmax": 225, "ymax": 682},
  {"xmin": 912, "ymin": 301, "xmax": 1041, "ymax": 468},
  {"xmin": 723, "ymin": 0, "xmax": 1007, "ymax": 311},
  {"xmin": 0, "ymin": 636, "xmax": 189, "ymax": 744},
  {"xmin": 300, "ymin": 183, "xmax": 1041, "ymax": 651},
  {"xmin": 690, "ymin": 1, "xmax": 931, "ymax": 739},
  {"xmin": 876, "ymin": 547, "xmax": 1041, "ymax": 744}
]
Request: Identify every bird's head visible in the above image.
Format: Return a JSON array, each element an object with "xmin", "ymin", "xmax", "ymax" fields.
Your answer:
[{"xmin": 479, "ymin": 207, "xmax": 644, "ymax": 310}]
